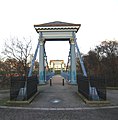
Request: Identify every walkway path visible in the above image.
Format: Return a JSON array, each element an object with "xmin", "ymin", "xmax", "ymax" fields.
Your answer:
[
  {"xmin": 29, "ymin": 75, "xmax": 86, "ymax": 108},
  {"xmin": 0, "ymin": 75, "xmax": 118, "ymax": 120}
]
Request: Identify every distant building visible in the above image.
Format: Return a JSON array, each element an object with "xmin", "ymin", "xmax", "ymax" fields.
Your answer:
[{"xmin": 49, "ymin": 60, "xmax": 66, "ymax": 72}]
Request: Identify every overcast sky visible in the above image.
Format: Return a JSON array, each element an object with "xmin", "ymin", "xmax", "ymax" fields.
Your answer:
[{"xmin": 0, "ymin": 0, "xmax": 118, "ymax": 63}]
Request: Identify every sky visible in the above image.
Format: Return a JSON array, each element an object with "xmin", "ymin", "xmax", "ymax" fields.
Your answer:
[{"xmin": 0, "ymin": 0, "xmax": 118, "ymax": 63}]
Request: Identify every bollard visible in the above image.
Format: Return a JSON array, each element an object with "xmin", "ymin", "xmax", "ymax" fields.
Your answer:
[
  {"xmin": 62, "ymin": 78, "xmax": 64, "ymax": 86},
  {"xmin": 50, "ymin": 78, "xmax": 52, "ymax": 86}
]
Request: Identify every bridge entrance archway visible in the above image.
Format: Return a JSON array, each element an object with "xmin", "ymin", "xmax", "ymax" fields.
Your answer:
[{"xmin": 28, "ymin": 21, "xmax": 87, "ymax": 85}]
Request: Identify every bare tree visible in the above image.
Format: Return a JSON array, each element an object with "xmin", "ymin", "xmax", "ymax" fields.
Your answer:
[{"xmin": 2, "ymin": 37, "xmax": 32, "ymax": 77}]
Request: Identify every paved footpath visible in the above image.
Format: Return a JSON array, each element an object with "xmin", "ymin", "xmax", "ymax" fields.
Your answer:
[
  {"xmin": 0, "ymin": 75, "xmax": 118, "ymax": 120},
  {"xmin": 29, "ymin": 75, "xmax": 86, "ymax": 108}
]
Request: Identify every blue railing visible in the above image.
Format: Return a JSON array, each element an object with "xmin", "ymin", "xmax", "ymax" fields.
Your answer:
[
  {"xmin": 61, "ymin": 72, "xmax": 69, "ymax": 81},
  {"xmin": 46, "ymin": 72, "xmax": 55, "ymax": 81}
]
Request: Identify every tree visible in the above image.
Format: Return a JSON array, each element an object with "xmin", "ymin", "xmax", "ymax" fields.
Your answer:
[
  {"xmin": 2, "ymin": 37, "xmax": 32, "ymax": 77},
  {"xmin": 83, "ymin": 50, "xmax": 101, "ymax": 76},
  {"xmin": 0, "ymin": 59, "xmax": 4, "ymax": 74},
  {"xmin": 95, "ymin": 40, "xmax": 118, "ymax": 59},
  {"xmin": 83, "ymin": 40, "xmax": 118, "ymax": 86},
  {"xmin": 96, "ymin": 40, "xmax": 118, "ymax": 86}
]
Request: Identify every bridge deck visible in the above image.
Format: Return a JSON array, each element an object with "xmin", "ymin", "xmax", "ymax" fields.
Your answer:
[{"xmin": 29, "ymin": 75, "xmax": 86, "ymax": 108}]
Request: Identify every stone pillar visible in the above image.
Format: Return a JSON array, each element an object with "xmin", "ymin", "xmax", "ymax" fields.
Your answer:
[
  {"xmin": 53, "ymin": 63, "xmax": 55, "ymax": 73},
  {"xmin": 61, "ymin": 63, "xmax": 63, "ymax": 73},
  {"xmin": 39, "ymin": 32, "xmax": 45, "ymax": 84},
  {"xmin": 44, "ymin": 53, "xmax": 47, "ymax": 82},
  {"xmin": 68, "ymin": 53, "xmax": 71, "ymax": 82},
  {"xmin": 70, "ymin": 37, "xmax": 77, "ymax": 84}
]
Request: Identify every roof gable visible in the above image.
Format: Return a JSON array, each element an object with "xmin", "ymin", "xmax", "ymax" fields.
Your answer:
[{"xmin": 34, "ymin": 21, "xmax": 81, "ymax": 27}]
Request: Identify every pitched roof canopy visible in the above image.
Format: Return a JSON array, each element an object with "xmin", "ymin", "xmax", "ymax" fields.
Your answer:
[
  {"xmin": 34, "ymin": 21, "xmax": 81, "ymax": 33},
  {"xmin": 34, "ymin": 21, "xmax": 81, "ymax": 27}
]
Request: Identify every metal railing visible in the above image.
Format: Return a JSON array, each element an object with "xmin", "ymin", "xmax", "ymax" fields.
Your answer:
[
  {"xmin": 77, "ymin": 74, "xmax": 106, "ymax": 101},
  {"xmin": 10, "ymin": 76, "xmax": 37, "ymax": 101},
  {"xmin": 106, "ymin": 75, "xmax": 118, "ymax": 87},
  {"xmin": 46, "ymin": 72, "xmax": 55, "ymax": 81},
  {"xmin": 61, "ymin": 72, "xmax": 69, "ymax": 81}
]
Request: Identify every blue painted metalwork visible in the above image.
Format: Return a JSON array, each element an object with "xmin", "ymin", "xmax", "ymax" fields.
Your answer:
[
  {"xmin": 73, "ymin": 32, "xmax": 87, "ymax": 77},
  {"xmin": 72, "ymin": 33, "xmax": 100, "ymax": 100},
  {"xmin": 28, "ymin": 41, "xmax": 39, "ymax": 77},
  {"xmin": 43, "ymin": 45, "xmax": 46, "ymax": 82},
  {"xmin": 70, "ymin": 39, "xmax": 77, "ymax": 84},
  {"xmin": 39, "ymin": 32, "xmax": 45, "ymax": 84},
  {"xmin": 89, "ymin": 87, "xmax": 100, "ymax": 100},
  {"xmin": 67, "ymin": 50, "xmax": 71, "ymax": 82},
  {"xmin": 68, "ymin": 70, "xmax": 71, "ymax": 82},
  {"xmin": 61, "ymin": 72, "xmax": 69, "ymax": 81},
  {"xmin": 46, "ymin": 72, "xmax": 55, "ymax": 81}
]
